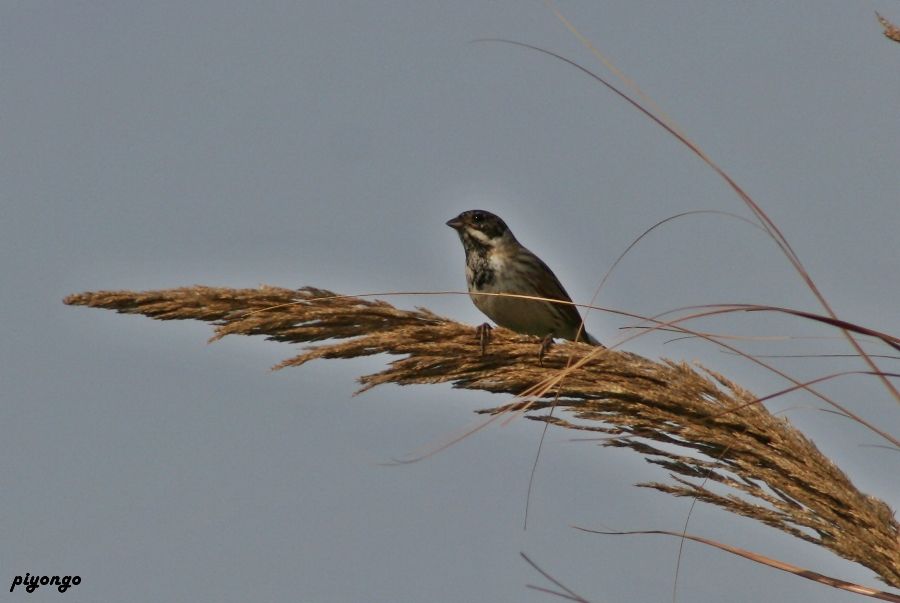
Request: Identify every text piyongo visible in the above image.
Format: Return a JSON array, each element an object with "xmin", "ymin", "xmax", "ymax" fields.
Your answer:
[{"xmin": 9, "ymin": 574, "xmax": 81, "ymax": 594}]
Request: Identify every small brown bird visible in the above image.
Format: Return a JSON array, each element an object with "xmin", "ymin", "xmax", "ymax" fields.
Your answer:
[{"xmin": 446, "ymin": 210, "xmax": 600, "ymax": 354}]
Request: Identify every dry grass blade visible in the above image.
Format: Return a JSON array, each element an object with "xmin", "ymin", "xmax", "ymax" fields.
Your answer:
[
  {"xmin": 521, "ymin": 552, "xmax": 591, "ymax": 602},
  {"xmin": 574, "ymin": 528, "xmax": 900, "ymax": 602},
  {"xmin": 64, "ymin": 286, "xmax": 900, "ymax": 589}
]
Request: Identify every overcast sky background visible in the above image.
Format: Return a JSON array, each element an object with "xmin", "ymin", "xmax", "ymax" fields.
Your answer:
[{"xmin": 3, "ymin": 1, "xmax": 899, "ymax": 601}]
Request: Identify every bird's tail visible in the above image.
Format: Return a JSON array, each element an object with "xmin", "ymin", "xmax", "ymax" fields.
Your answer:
[{"xmin": 577, "ymin": 330, "xmax": 602, "ymax": 347}]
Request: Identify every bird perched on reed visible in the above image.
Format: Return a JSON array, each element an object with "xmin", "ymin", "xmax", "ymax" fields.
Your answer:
[{"xmin": 446, "ymin": 209, "xmax": 600, "ymax": 360}]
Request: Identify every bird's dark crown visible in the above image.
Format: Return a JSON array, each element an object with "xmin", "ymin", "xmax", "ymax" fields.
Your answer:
[{"xmin": 445, "ymin": 209, "xmax": 510, "ymax": 241}]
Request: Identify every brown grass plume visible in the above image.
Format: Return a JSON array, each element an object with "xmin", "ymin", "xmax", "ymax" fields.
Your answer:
[{"xmin": 64, "ymin": 285, "xmax": 900, "ymax": 593}]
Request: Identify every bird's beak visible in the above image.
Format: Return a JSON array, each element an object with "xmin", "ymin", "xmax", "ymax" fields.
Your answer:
[{"xmin": 446, "ymin": 216, "xmax": 464, "ymax": 230}]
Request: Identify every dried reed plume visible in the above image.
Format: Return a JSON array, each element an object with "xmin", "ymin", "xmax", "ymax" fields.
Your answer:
[
  {"xmin": 877, "ymin": 12, "xmax": 900, "ymax": 43},
  {"xmin": 64, "ymin": 285, "xmax": 899, "ymax": 595}
]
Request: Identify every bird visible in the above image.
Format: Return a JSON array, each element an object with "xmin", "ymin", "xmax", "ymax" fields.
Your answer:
[{"xmin": 446, "ymin": 209, "xmax": 600, "ymax": 358}]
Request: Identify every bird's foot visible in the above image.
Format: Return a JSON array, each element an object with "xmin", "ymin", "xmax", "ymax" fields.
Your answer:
[
  {"xmin": 476, "ymin": 323, "xmax": 493, "ymax": 356},
  {"xmin": 538, "ymin": 333, "xmax": 555, "ymax": 366}
]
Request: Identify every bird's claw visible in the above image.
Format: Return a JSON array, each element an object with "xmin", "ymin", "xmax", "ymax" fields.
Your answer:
[
  {"xmin": 476, "ymin": 323, "xmax": 493, "ymax": 356},
  {"xmin": 538, "ymin": 333, "xmax": 554, "ymax": 366}
]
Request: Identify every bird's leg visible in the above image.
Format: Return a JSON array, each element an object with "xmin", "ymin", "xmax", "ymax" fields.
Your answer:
[
  {"xmin": 476, "ymin": 323, "xmax": 493, "ymax": 356},
  {"xmin": 538, "ymin": 333, "xmax": 555, "ymax": 366}
]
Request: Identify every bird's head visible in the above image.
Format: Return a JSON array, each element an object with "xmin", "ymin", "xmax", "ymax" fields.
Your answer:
[{"xmin": 446, "ymin": 210, "xmax": 515, "ymax": 249}]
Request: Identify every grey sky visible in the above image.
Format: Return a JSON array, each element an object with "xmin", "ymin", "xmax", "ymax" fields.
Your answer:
[{"xmin": 3, "ymin": 1, "xmax": 898, "ymax": 601}]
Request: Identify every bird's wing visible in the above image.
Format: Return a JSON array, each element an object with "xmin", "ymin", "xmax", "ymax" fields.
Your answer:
[
  {"xmin": 527, "ymin": 253, "xmax": 586, "ymax": 328},
  {"xmin": 533, "ymin": 259, "xmax": 601, "ymax": 345}
]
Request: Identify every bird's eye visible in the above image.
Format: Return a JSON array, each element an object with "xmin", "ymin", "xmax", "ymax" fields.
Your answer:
[{"xmin": 472, "ymin": 212, "xmax": 484, "ymax": 223}]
